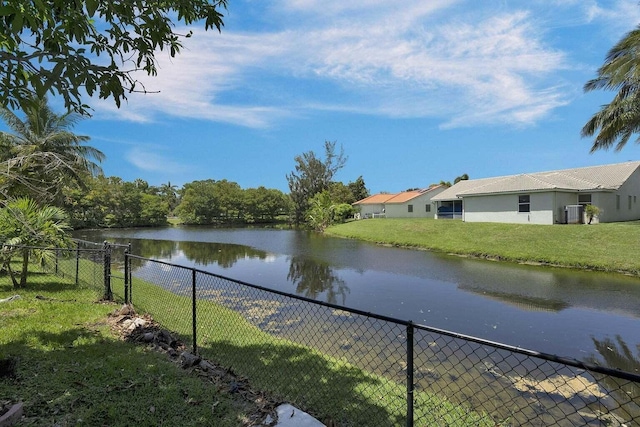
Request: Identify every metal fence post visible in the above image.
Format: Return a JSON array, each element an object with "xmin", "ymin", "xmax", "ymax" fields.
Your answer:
[
  {"xmin": 75, "ymin": 241, "xmax": 80, "ymax": 285},
  {"xmin": 102, "ymin": 241, "xmax": 112, "ymax": 301},
  {"xmin": 124, "ymin": 247, "xmax": 130, "ymax": 304},
  {"xmin": 55, "ymin": 249, "xmax": 59, "ymax": 275},
  {"xmin": 406, "ymin": 322, "xmax": 414, "ymax": 427},
  {"xmin": 127, "ymin": 243, "xmax": 132, "ymax": 303},
  {"xmin": 192, "ymin": 269, "xmax": 197, "ymax": 355}
]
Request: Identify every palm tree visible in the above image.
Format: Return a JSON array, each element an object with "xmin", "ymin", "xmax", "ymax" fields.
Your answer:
[
  {"xmin": 582, "ymin": 26, "xmax": 640, "ymax": 152},
  {"xmin": 0, "ymin": 197, "xmax": 72, "ymax": 288},
  {"xmin": 159, "ymin": 181, "xmax": 179, "ymax": 213},
  {"xmin": 0, "ymin": 94, "xmax": 105, "ymax": 203}
]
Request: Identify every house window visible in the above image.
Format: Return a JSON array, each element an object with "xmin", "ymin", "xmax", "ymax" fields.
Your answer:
[
  {"xmin": 518, "ymin": 195, "xmax": 530, "ymax": 213},
  {"xmin": 629, "ymin": 196, "xmax": 633, "ymax": 210},
  {"xmin": 425, "ymin": 204, "xmax": 431, "ymax": 213},
  {"xmin": 578, "ymin": 194, "xmax": 591, "ymax": 206},
  {"xmin": 616, "ymin": 195, "xmax": 620, "ymax": 210},
  {"xmin": 408, "ymin": 204, "xmax": 413, "ymax": 213}
]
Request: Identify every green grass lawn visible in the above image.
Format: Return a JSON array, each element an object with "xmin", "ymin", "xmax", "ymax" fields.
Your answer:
[
  {"xmin": 0, "ymin": 271, "xmax": 256, "ymax": 426},
  {"xmin": 327, "ymin": 218, "xmax": 640, "ymax": 275}
]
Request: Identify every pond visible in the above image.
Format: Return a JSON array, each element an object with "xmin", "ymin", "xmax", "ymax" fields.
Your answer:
[{"xmin": 75, "ymin": 226, "xmax": 640, "ymax": 370}]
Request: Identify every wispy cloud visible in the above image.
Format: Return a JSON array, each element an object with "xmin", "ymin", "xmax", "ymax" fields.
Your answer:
[
  {"xmin": 125, "ymin": 146, "xmax": 190, "ymax": 174},
  {"xmin": 583, "ymin": 0, "xmax": 640, "ymax": 31},
  {"xmin": 94, "ymin": 0, "xmax": 584, "ymax": 129}
]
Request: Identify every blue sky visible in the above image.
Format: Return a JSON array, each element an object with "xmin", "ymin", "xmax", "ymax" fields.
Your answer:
[{"xmin": 16, "ymin": 1, "xmax": 640, "ymax": 193}]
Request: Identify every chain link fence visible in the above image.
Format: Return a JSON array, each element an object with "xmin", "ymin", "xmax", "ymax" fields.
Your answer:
[
  {"xmin": 125, "ymin": 254, "xmax": 640, "ymax": 427},
  {"xmin": 5, "ymin": 242, "xmax": 639, "ymax": 425},
  {"xmin": 2, "ymin": 241, "xmax": 106, "ymax": 298}
]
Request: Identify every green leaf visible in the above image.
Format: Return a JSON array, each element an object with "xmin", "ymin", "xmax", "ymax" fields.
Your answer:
[
  {"xmin": 11, "ymin": 12, "xmax": 23, "ymax": 33},
  {"xmin": 0, "ymin": 5, "xmax": 15, "ymax": 16},
  {"xmin": 85, "ymin": 0, "xmax": 98, "ymax": 17}
]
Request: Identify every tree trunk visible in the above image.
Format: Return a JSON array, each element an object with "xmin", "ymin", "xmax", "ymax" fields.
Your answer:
[
  {"xmin": 6, "ymin": 261, "xmax": 19, "ymax": 289},
  {"xmin": 19, "ymin": 249, "xmax": 29, "ymax": 288}
]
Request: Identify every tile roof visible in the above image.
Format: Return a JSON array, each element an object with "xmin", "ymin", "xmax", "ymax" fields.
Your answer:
[
  {"xmin": 432, "ymin": 161, "xmax": 640, "ymax": 201},
  {"xmin": 354, "ymin": 185, "xmax": 443, "ymax": 205}
]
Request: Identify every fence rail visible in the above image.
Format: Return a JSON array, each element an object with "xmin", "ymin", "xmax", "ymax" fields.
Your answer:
[{"xmin": 5, "ymin": 243, "xmax": 640, "ymax": 426}]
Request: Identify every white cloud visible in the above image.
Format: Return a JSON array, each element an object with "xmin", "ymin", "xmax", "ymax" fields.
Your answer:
[
  {"xmin": 93, "ymin": 0, "xmax": 573, "ymax": 129},
  {"xmin": 125, "ymin": 146, "xmax": 190, "ymax": 173},
  {"xmin": 583, "ymin": 0, "xmax": 640, "ymax": 31}
]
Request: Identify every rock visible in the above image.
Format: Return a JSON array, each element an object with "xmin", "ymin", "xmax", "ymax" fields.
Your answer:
[
  {"xmin": 115, "ymin": 304, "xmax": 135, "ymax": 316},
  {"xmin": 0, "ymin": 402, "xmax": 23, "ymax": 427},
  {"xmin": 158, "ymin": 330, "xmax": 173, "ymax": 344},
  {"xmin": 125, "ymin": 318, "xmax": 146, "ymax": 332},
  {"xmin": 180, "ymin": 352, "xmax": 201, "ymax": 369},
  {"xmin": 140, "ymin": 332, "xmax": 155, "ymax": 343},
  {"xmin": 199, "ymin": 360, "xmax": 215, "ymax": 371}
]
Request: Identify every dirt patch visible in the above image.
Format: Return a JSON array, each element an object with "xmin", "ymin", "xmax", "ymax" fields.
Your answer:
[{"xmin": 106, "ymin": 305, "xmax": 279, "ymax": 426}]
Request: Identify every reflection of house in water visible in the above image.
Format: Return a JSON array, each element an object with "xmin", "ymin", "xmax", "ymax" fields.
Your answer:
[
  {"xmin": 464, "ymin": 288, "xmax": 569, "ymax": 312},
  {"xmin": 454, "ymin": 257, "xmax": 640, "ymax": 317}
]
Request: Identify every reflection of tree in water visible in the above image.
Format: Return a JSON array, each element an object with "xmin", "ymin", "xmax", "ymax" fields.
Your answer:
[
  {"xmin": 178, "ymin": 241, "xmax": 267, "ymax": 268},
  {"xmin": 588, "ymin": 335, "xmax": 640, "ymax": 420},
  {"xmin": 133, "ymin": 239, "xmax": 177, "ymax": 259},
  {"xmin": 114, "ymin": 239, "xmax": 178, "ymax": 270},
  {"xmin": 287, "ymin": 256, "xmax": 349, "ymax": 305}
]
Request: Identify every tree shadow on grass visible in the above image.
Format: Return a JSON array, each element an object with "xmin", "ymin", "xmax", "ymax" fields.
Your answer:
[
  {"xmin": 0, "ymin": 329, "xmax": 248, "ymax": 427},
  {"xmin": 0, "ymin": 271, "xmax": 102, "ymax": 297},
  {"xmin": 199, "ymin": 339, "xmax": 407, "ymax": 426}
]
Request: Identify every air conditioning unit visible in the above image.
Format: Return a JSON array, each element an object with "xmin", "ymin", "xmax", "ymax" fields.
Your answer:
[{"xmin": 564, "ymin": 205, "xmax": 584, "ymax": 224}]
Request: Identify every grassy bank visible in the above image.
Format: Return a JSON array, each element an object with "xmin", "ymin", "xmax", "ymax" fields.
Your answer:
[
  {"xmin": 0, "ymin": 273, "xmax": 257, "ymax": 426},
  {"xmin": 327, "ymin": 218, "xmax": 640, "ymax": 275}
]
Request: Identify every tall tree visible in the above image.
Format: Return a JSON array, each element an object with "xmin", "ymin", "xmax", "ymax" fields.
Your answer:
[
  {"xmin": 286, "ymin": 141, "xmax": 347, "ymax": 225},
  {"xmin": 347, "ymin": 176, "xmax": 370, "ymax": 202},
  {"xmin": 1, "ymin": 0, "xmax": 227, "ymax": 115},
  {"xmin": 582, "ymin": 26, "xmax": 640, "ymax": 151},
  {"xmin": 0, "ymin": 197, "xmax": 72, "ymax": 288},
  {"xmin": 0, "ymin": 95, "xmax": 104, "ymax": 204}
]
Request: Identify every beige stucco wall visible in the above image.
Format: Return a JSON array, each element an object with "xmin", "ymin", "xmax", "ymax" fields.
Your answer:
[
  {"xmin": 463, "ymin": 192, "xmax": 555, "ymax": 224},
  {"xmin": 554, "ymin": 192, "xmax": 577, "ymax": 223},
  {"xmin": 356, "ymin": 203, "xmax": 385, "ymax": 218},
  {"xmin": 597, "ymin": 168, "xmax": 640, "ymax": 222},
  {"xmin": 384, "ymin": 187, "xmax": 446, "ymax": 218}
]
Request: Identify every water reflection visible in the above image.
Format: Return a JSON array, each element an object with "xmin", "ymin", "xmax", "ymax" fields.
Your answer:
[
  {"xmin": 73, "ymin": 228, "xmax": 640, "ymax": 366},
  {"xmin": 287, "ymin": 256, "xmax": 349, "ymax": 305},
  {"xmin": 86, "ymin": 236, "xmax": 352, "ymax": 305},
  {"xmin": 588, "ymin": 336, "xmax": 640, "ymax": 421},
  {"xmin": 591, "ymin": 336, "xmax": 640, "ymax": 377},
  {"xmin": 179, "ymin": 241, "xmax": 267, "ymax": 268}
]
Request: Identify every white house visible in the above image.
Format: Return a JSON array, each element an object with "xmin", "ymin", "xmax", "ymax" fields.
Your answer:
[
  {"xmin": 353, "ymin": 185, "xmax": 446, "ymax": 219},
  {"xmin": 431, "ymin": 161, "xmax": 640, "ymax": 224}
]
